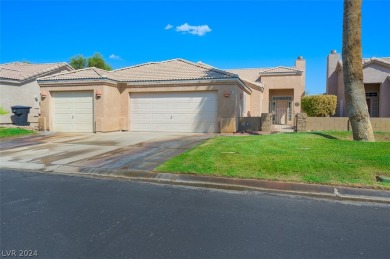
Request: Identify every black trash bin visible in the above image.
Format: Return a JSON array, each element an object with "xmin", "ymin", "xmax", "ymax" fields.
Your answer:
[{"xmin": 11, "ymin": 106, "xmax": 31, "ymax": 126}]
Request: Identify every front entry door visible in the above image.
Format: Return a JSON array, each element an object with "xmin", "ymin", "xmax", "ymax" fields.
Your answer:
[
  {"xmin": 272, "ymin": 100, "xmax": 289, "ymax": 125},
  {"xmin": 277, "ymin": 100, "xmax": 288, "ymax": 125}
]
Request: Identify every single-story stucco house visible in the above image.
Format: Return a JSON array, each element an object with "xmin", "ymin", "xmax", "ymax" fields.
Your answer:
[
  {"xmin": 0, "ymin": 62, "xmax": 74, "ymax": 126},
  {"xmin": 326, "ymin": 50, "xmax": 390, "ymax": 117},
  {"xmin": 227, "ymin": 56, "xmax": 306, "ymax": 125},
  {"xmin": 37, "ymin": 58, "xmax": 305, "ymax": 133}
]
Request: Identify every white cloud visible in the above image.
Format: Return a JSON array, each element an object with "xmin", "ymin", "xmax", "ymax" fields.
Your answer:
[
  {"xmin": 175, "ymin": 23, "xmax": 212, "ymax": 36},
  {"xmin": 165, "ymin": 24, "xmax": 173, "ymax": 30},
  {"xmin": 109, "ymin": 54, "xmax": 122, "ymax": 60}
]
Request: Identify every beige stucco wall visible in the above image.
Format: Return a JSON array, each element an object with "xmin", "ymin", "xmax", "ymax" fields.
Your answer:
[
  {"xmin": 262, "ymin": 75, "xmax": 304, "ymax": 114},
  {"xmin": 381, "ymin": 79, "xmax": 390, "ymax": 117},
  {"xmin": 326, "ymin": 52, "xmax": 341, "ymax": 96},
  {"xmin": 39, "ymin": 82, "xmax": 117, "ymax": 132},
  {"xmin": 246, "ymin": 88, "xmax": 263, "ymax": 117},
  {"xmin": 337, "ymin": 70, "xmax": 346, "ymax": 117},
  {"xmin": 99, "ymin": 85, "xmax": 121, "ymax": 132},
  {"xmin": 259, "ymin": 58, "xmax": 305, "ymax": 114},
  {"xmin": 306, "ymin": 117, "xmax": 390, "ymax": 132},
  {"xmin": 363, "ymin": 63, "xmax": 390, "ymax": 117},
  {"xmin": 0, "ymin": 79, "xmax": 40, "ymax": 125},
  {"xmin": 330, "ymin": 60, "xmax": 390, "ymax": 117},
  {"xmin": 0, "ymin": 66, "xmax": 72, "ymax": 126},
  {"xmin": 40, "ymin": 80, "xmax": 248, "ymax": 133}
]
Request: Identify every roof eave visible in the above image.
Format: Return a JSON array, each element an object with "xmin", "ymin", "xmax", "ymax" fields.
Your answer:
[
  {"xmin": 0, "ymin": 78, "xmax": 22, "ymax": 84},
  {"xmin": 7, "ymin": 63, "xmax": 74, "ymax": 82},
  {"xmin": 37, "ymin": 78, "xmax": 118, "ymax": 85},
  {"xmin": 363, "ymin": 59, "xmax": 390, "ymax": 69},
  {"xmin": 124, "ymin": 78, "xmax": 252, "ymax": 94},
  {"xmin": 241, "ymin": 79, "xmax": 264, "ymax": 92},
  {"xmin": 259, "ymin": 72, "xmax": 303, "ymax": 76}
]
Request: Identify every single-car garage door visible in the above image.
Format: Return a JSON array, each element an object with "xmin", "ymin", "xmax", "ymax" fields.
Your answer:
[
  {"xmin": 130, "ymin": 92, "xmax": 218, "ymax": 133},
  {"xmin": 52, "ymin": 91, "xmax": 94, "ymax": 132}
]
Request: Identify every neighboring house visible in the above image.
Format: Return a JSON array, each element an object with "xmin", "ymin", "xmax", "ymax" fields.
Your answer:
[
  {"xmin": 0, "ymin": 62, "xmax": 74, "ymax": 126},
  {"xmin": 38, "ymin": 59, "xmax": 259, "ymax": 133},
  {"xmin": 326, "ymin": 50, "xmax": 390, "ymax": 117},
  {"xmin": 227, "ymin": 57, "xmax": 306, "ymax": 125}
]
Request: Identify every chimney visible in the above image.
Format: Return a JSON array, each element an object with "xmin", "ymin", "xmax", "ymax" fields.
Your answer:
[
  {"xmin": 295, "ymin": 56, "xmax": 305, "ymax": 72},
  {"xmin": 326, "ymin": 50, "xmax": 341, "ymax": 96},
  {"xmin": 295, "ymin": 56, "xmax": 306, "ymax": 99}
]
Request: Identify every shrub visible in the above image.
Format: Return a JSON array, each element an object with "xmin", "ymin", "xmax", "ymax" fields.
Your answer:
[
  {"xmin": 0, "ymin": 107, "xmax": 9, "ymax": 115},
  {"xmin": 301, "ymin": 95, "xmax": 337, "ymax": 117}
]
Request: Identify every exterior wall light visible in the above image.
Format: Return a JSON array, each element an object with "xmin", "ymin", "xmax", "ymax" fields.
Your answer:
[
  {"xmin": 96, "ymin": 90, "xmax": 102, "ymax": 98},
  {"xmin": 224, "ymin": 91, "xmax": 230, "ymax": 97},
  {"xmin": 40, "ymin": 90, "xmax": 47, "ymax": 98}
]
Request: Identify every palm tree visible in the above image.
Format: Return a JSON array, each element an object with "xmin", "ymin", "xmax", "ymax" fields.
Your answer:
[{"xmin": 342, "ymin": 0, "xmax": 375, "ymax": 141}]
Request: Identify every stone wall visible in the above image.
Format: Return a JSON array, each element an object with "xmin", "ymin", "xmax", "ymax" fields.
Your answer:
[
  {"xmin": 306, "ymin": 117, "xmax": 351, "ymax": 131},
  {"xmin": 370, "ymin": 118, "xmax": 390, "ymax": 132},
  {"xmin": 261, "ymin": 113, "xmax": 272, "ymax": 132},
  {"xmin": 295, "ymin": 113, "xmax": 307, "ymax": 132},
  {"xmin": 296, "ymin": 113, "xmax": 390, "ymax": 132}
]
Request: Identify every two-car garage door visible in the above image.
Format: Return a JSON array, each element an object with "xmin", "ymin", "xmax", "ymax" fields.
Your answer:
[
  {"xmin": 52, "ymin": 92, "xmax": 94, "ymax": 132},
  {"xmin": 130, "ymin": 92, "xmax": 218, "ymax": 133},
  {"xmin": 51, "ymin": 91, "xmax": 217, "ymax": 133}
]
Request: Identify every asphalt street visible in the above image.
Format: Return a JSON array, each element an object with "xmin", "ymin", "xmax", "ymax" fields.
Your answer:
[{"xmin": 1, "ymin": 169, "xmax": 389, "ymax": 259}]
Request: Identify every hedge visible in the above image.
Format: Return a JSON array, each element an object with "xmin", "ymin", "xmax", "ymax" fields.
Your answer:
[{"xmin": 301, "ymin": 95, "xmax": 337, "ymax": 117}]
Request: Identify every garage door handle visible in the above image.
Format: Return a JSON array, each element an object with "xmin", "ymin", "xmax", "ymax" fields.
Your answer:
[{"xmin": 170, "ymin": 115, "xmax": 173, "ymax": 119}]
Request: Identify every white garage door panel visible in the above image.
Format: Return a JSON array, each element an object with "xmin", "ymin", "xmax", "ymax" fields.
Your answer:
[
  {"xmin": 52, "ymin": 92, "xmax": 93, "ymax": 133},
  {"xmin": 130, "ymin": 92, "xmax": 218, "ymax": 133}
]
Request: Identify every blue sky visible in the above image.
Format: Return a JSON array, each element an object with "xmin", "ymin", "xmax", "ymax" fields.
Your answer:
[{"xmin": 1, "ymin": 0, "xmax": 389, "ymax": 94}]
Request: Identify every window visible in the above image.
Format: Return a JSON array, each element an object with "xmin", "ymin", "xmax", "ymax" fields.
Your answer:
[
  {"xmin": 365, "ymin": 92, "xmax": 379, "ymax": 117},
  {"xmin": 365, "ymin": 92, "xmax": 378, "ymax": 97},
  {"xmin": 272, "ymin": 96, "xmax": 292, "ymax": 101},
  {"xmin": 288, "ymin": 101, "xmax": 292, "ymax": 121}
]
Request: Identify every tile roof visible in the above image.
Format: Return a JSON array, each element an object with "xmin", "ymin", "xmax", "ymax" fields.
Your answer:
[
  {"xmin": 0, "ymin": 62, "xmax": 73, "ymax": 81},
  {"xmin": 227, "ymin": 66, "xmax": 302, "ymax": 82},
  {"xmin": 226, "ymin": 68, "xmax": 265, "ymax": 83},
  {"xmin": 38, "ymin": 59, "xmax": 240, "ymax": 83},
  {"xmin": 258, "ymin": 66, "xmax": 303, "ymax": 75},
  {"xmin": 110, "ymin": 59, "xmax": 238, "ymax": 82},
  {"xmin": 38, "ymin": 67, "xmax": 115, "ymax": 81},
  {"xmin": 338, "ymin": 57, "xmax": 390, "ymax": 69},
  {"xmin": 363, "ymin": 57, "xmax": 390, "ymax": 66}
]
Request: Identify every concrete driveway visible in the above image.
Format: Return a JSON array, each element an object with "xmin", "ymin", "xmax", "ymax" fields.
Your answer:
[{"xmin": 0, "ymin": 132, "xmax": 213, "ymax": 173}]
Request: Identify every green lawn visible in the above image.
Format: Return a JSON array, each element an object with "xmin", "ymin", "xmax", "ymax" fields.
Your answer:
[
  {"xmin": 0, "ymin": 127, "xmax": 35, "ymax": 138},
  {"xmin": 156, "ymin": 131, "xmax": 390, "ymax": 189}
]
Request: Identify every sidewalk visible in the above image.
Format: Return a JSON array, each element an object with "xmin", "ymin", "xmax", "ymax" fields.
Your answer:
[{"xmin": 49, "ymin": 165, "xmax": 390, "ymax": 204}]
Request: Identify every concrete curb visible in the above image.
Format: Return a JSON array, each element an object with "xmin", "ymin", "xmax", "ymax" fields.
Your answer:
[{"xmin": 47, "ymin": 166, "xmax": 390, "ymax": 204}]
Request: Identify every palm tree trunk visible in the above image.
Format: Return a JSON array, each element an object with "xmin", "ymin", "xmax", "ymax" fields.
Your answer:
[{"xmin": 342, "ymin": 0, "xmax": 375, "ymax": 141}]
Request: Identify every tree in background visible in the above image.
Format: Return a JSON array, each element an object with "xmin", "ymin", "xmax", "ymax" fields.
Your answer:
[
  {"xmin": 301, "ymin": 95, "xmax": 337, "ymax": 117},
  {"xmin": 87, "ymin": 53, "xmax": 112, "ymax": 71},
  {"xmin": 342, "ymin": 0, "xmax": 374, "ymax": 141},
  {"xmin": 69, "ymin": 55, "xmax": 87, "ymax": 70},
  {"xmin": 69, "ymin": 53, "xmax": 112, "ymax": 71}
]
